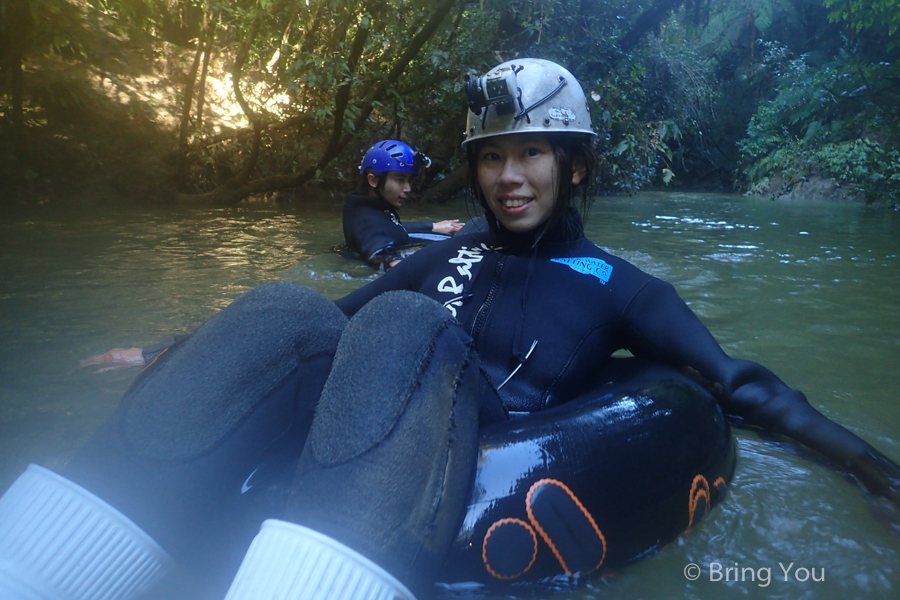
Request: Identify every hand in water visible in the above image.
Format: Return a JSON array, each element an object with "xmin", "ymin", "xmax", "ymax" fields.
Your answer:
[
  {"xmin": 850, "ymin": 450, "xmax": 900, "ymax": 536},
  {"xmin": 81, "ymin": 347, "xmax": 145, "ymax": 367},
  {"xmin": 855, "ymin": 450, "xmax": 900, "ymax": 506},
  {"xmin": 433, "ymin": 220, "xmax": 463, "ymax": 235}
]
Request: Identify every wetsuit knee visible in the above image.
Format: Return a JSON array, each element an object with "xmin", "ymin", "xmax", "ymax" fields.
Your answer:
[
  {"xmin": 121, "ymin": 281, "xmax": 346, "ymax": 462},
  {"xmin": 63, "ymin": 282, "xmax": 347, "ymax": 567},
  {"xmin": 287, "ymin": 291, "xmax": 483, "ymax": 594}
]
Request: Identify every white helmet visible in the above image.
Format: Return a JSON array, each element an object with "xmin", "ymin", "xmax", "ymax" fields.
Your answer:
[{"xmin": 461, "ymin": 58, "xmax": 596, "ymax": 146}]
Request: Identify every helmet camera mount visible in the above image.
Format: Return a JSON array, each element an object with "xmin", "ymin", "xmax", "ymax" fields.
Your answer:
[{"xmin": 465, "ymin": 67, "xmax": 519, "ymax": 117}]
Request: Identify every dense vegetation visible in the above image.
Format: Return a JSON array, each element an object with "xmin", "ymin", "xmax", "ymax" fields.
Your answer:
[{"xmin": 1, "ymin": 0, "xmax": 898, "ymax": 205}]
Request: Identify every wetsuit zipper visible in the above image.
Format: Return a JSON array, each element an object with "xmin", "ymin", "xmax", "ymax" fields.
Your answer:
[{"xmin": 470, "ymin": 255, "xmax": 506, "ymax": 344}]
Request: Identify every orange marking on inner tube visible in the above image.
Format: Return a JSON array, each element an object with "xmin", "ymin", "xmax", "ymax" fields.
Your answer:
[
  {"xmin": 525, "ymin": 478, "xmax": 607, "ymax": 576},
  {"xmin": 482, "ymin": 518, "xmax": 538, "ymax": 580},
  {"xmin": 688, "ymin": 474, "xmax": 711, "ymax": 528}
]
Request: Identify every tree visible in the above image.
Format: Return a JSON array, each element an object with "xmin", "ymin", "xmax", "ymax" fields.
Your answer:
[
  {"xmin": 7, "ymin": 0, "xmax": 899, "ymax": 204},
  {"xmin": 823, "ymin": 0, "xmax": 900, "ymax": 45},
  {"xmin": 167, "ymin": 0, "xmax": 471, "ymax": 204},
  {"xmin": 737, "ymin": 36, "xmax": 900, "ymax": 203},
  {"xmin": 1, "ymin": 0, "xmax": 86, "ymax": 171}
]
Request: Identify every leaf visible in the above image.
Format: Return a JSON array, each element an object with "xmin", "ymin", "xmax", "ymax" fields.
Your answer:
[{"xmin": 803, "ymin": 121, "xmax": 821, "ymax": 142}]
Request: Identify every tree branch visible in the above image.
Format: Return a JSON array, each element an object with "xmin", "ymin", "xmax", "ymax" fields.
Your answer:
[
  {"xmin": 351, "ymin": 0, "xmax": 459, "ymax": 136},
  {"xmin": 176, "ymin": 0, "xmax": 459, "ymax": 205},
  {"xmin": 197, "ymin": 113, "xmax": 315, "ymax": 148},
  {"xmin": 231, "ymin": 11, "xmax": 263, "ymax": 126},
  {"xmin": 321, "ymin": 8, "xmax": 372, "ymax": 166}
]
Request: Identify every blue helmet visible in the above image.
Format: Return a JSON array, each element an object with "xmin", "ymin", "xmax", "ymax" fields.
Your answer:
[{"xmin": 359, "ymin": 140, "xmax": 431, "ymax": 177}]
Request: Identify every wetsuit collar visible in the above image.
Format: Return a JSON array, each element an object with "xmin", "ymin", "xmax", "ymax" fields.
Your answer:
[
  {"xmin": 346, "ymin": 192, "xmax": 399, "ymax": 217},
  {"xmin": 491, "ymin": 208, "xmax": 584, "ymax": 255}
]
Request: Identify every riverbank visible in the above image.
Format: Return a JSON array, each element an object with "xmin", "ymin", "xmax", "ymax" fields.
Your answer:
[{"xmin": 744, "ymin": 174, "xmax": 867, "ymax": 203}]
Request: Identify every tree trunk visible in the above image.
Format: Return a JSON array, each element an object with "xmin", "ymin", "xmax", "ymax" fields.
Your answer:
[
  {"xmin": 619, "ymin": 0, "xmax": 685, "ymax": 51},
  {"xmin": 3, "ymin": 0, "xmax": 30, "ymax": 171},
  {"xmin": 321, "ymin": 6, "xmax": 371, "ymax": 166},
  {"xmin": 178, "ymin": 40, "xmax": 204, "ymax": 147},
  {"xmin": 196, "ymin": 44, "xmax": 212, "ymax": 133},
  {"xmin": 421, "ymin": 164, "xmax": 468, "ymax": 203},
  {"xmin": 9, "ymin": 44, "xmax": 25, "ymax": 166}
]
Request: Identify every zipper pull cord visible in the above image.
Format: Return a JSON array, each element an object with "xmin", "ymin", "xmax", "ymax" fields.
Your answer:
[{"xmin": 497, "ymin": 339, "xmax": 538, "ymax": 391}]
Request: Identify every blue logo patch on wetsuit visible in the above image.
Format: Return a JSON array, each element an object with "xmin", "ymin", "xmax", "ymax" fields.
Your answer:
[{"xmin": 551, "ymin": 257, "xmax": 613, "ymax": 284}]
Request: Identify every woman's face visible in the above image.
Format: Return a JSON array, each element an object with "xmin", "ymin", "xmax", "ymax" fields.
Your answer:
[{"xmin": 476, "ymin": 134, "xmax": 560, "ymax": 233}]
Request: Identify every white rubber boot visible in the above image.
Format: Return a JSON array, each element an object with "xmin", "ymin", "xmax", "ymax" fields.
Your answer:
[
  {"xmin": 0, "ymin": 464, "xmax": 173, "ymax": 600},
  {"xmin": 225, "ymin": 519, "xmax": 416, "ymax": 600}
]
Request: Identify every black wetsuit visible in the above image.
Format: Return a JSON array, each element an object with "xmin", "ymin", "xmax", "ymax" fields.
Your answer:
[
  {"xmin": 335, "ymin": 211, "xmax": 894, "ymax": 475},
  {"xmin": 336, "ymin": 212, "xmax": 778, "ymax": 414},
  {"xmin": 140, "ymin": 336, "xmax": 187, "ymax": 363},
  {"xmin": 342, "ymin": 193, "xmax": 433, "ymax": 269}
]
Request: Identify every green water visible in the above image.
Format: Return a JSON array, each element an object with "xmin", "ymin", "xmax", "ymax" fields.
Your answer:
[{"xmin": 1, "ymin": 192, "xmax": 898, "ymax": 599}]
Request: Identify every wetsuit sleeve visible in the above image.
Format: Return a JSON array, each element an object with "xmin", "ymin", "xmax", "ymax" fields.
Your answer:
[
  {"xmin": 141, "ymin": 335, "xmax": 189, "ymax": 363},
  {"xmin": 403, "ymin": 221, "xmax": 433, "ymax": 234},
  {"xmin": 622, "ymin": 278, "xmax": 900, "ymax": 503},
  {"xmin": 334, "ymin": 258, "xmax": 414, "ymax": 317}
]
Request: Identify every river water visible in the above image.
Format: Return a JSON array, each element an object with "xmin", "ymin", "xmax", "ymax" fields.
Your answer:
[{"xmin": 1, "ymin": 192, "xmax": 898, "ymax": 599}]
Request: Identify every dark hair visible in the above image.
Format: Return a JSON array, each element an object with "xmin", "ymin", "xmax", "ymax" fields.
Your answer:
[
  {"xmin": 465, "ymin": 133, "xmax": 597, "ymax": 236},
  {"xmin": 356, "ymin": 169, "xmax": 387, "ymax": 197}
]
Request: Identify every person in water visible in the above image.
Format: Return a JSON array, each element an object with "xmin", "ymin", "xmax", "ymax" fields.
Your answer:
[
  {"xmin": 344, "ymin": 139, "xmax": 464, "ymax": 270},
  {"xmin": 3, "ymin": 58, "xmax": 900, "ymax": 600},
  {"xmin": 80, "ymin": 141, "xmax": 463, "ymax": 368}
]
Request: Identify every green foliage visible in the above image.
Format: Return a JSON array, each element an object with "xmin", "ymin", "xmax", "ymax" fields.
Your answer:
[
  {"xmin": 165, "ymin": 0, "xmax": 483, "ymax": 195},
  {"xmin": 7, "ymin": 0, "xmax": 900, "ymax": 205},
  {"xmin": 823, "ymin": 0, "xmax": 900, "ymax": 40},
  {"xmin": 590, "ymin": 65, "xmax": 687, "ymax": 193},
  {"xmin": 695, "ymin": 0, "xmax": 808, "ymax": 59},
  {"xmin": 738, "ymin": 41, "xmax": 900, "ymax": 203},
  {"xmin": 814, "ymin": 139, "xmax": 900, "ymax": 197}
]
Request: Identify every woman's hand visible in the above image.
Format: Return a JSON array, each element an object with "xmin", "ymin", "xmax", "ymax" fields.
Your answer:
[
  {"xmin": 81, "ymin": 347, "xmax": 145, "ymax": 366},
  {"xmin": 852, "ymin": 450, "xmax": 900, "ymax": 507},
  {"xmin": 433, "ymin": 220, "xmax": 464, "ymax": 235},
  {"xmin": 733, "ymin": 382, "xmax": 900, "ymax": 509}
]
